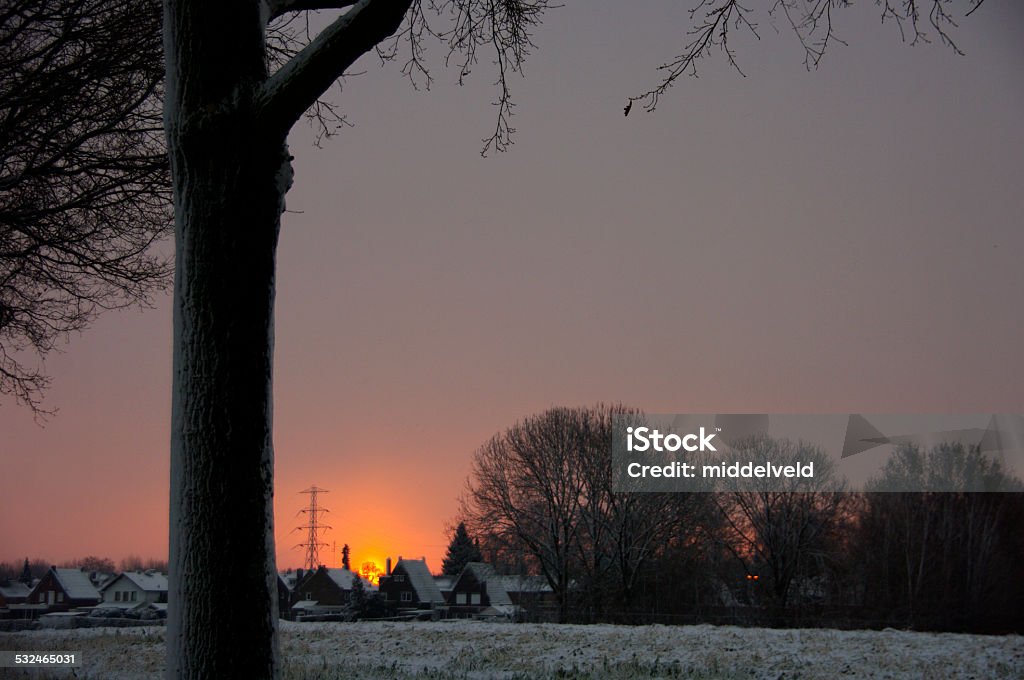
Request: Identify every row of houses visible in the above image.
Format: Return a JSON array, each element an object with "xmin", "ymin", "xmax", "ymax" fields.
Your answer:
[
  {"xmin": 1, "ymin": 559, "xmax": 554, "ymax": 623},
  {"xmin": 0, "ymin": 567, "xmax": 167, "ymax": 620},
  {"xmin": 281, "ymin": 558, "xmax": 555, "ymax": 621}
]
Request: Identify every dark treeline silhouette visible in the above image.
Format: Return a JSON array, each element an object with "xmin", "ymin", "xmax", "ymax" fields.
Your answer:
[
  {"xmin": 0, "ymin": 556, "xmax": 169, "ymax": 580},
  {"xmin": 461, "ymin": 405, "xmax": 1024, "ymax": 633}
]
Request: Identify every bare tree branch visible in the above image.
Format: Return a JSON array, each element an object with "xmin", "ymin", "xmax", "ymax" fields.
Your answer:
[
  {"xmin": 633, "ymin": 0, "xmax": 986, "ymax": 113},
  {"xmin": 258, "ymin": 0, "xmax": 414, "ymax": 135},
  {"xmin": 0, "ymin": 0, "xmax": 171, "ymax": 416},
  {"xmin": 265, "ymin": 0, "xmax": 359, "ymax": 22}
]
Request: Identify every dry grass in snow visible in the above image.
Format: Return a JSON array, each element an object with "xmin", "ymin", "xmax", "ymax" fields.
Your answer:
[{"xmin": 1, "ymin": 619, "xmax": 1021, "ymax": 679}]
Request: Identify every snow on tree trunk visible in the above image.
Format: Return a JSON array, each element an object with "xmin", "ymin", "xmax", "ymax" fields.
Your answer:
[{"xmin": 164, "ymin": 2, "xmax": 288, "ymax": 677}]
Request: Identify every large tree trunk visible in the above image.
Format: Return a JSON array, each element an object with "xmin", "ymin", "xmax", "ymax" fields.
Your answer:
[{"xmin": 163, "ymin": 2, "xmax": 289, "ymax": 677}]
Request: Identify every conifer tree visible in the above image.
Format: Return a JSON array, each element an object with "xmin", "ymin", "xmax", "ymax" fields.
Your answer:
[{"xmin": 442, "ymin": 522, "xmax": 483, "ymax": 576}]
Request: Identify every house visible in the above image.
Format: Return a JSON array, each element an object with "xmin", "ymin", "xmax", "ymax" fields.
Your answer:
[
  {"xmin": 0, "ymin": 578, "xmax": 43, "ymax": 619},
  {"xmin": 289, "ymin": 567, "xmax": 372, "ymax": 618},
  {"xmin": 0, "ymin": 579, "xmax": 32, "ymax": 607},
  {"xmin": 276, "ymin": 569, "xmax": 307, "ymax": 618},
  {"xmin": 447, "ymin": 562, "xmax": 513, "ymax": 618},
  {"xmin": 378, "ymin": 558, "xmax": 444, "ymax": 610},
  {"xmin": 498, "ymin": 574, "xmax": 557, "ymax": 620},
  {"xmin": 27, "ymin": 567, "xmax": 101, "ymax": 612},
  {"xmin": 99, "ymin": 571, "xmax": 168, "ymax": 607},
  {"xmin": 447, "ymin": 564, "xmax": 557, "ymax": 621}
]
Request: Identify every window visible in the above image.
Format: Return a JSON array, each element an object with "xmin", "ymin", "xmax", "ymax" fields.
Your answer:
[
  {"xmin": 131, "ymin": 591, "xmax": 137, "ymax": 602},
  {"xmin": 394, "ymin": 575, "xmax": 405, "ymax": 582},
  {"xmin": 456, "ymin": 593, "xmax": 467, "ymax": 604},
  {"xmin": 470, "ymin": 593, "xmax": 481, "ymax": 605},
  {"xmin": 115, "ymin": 592, "xmax": 121, "ymax": 602},
  {"xmin": 400, "ymin": 591, "xmax": 412, "ymax": 602},
  {"xmin": 57, "ymin": 592, "xmax": 64, "ymax": 603}
]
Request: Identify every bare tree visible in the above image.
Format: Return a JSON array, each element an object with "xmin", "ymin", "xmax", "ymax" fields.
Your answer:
[
  {"xmin": 60, "ymin": 555, "xmax": 116, "ymax": 573},
  {"xmin": 713, "ymin": 437, "xmax": 852, "ymax": 607},
  {"xmin": 0, "ymin": 0, "xmax": 172, "ymax": 414},
  {"xmin": 462, "ymin": 405, "xmax": 709, "ymax": 620},
  {"xmin": 462, "ymin": 406, "xmax": 593, "ymax": 620},
  {"xmin": 858, "ymin": 443, "xmax": 1023, "ymax": 627}
]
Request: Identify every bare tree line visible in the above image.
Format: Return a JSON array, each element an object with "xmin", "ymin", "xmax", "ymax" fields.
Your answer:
[
  {"xmin": 0, "ymin": 555, "xmax": 169, "ymax": 580},
  {"xmin": 461, "ymin": 405, "xmax": 1024, "ymax": 631}
]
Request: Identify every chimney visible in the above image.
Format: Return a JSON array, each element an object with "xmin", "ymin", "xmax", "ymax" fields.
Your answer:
[{"xmin": 386, "ymin": 557, "xmax": 392, "ymax": 576}]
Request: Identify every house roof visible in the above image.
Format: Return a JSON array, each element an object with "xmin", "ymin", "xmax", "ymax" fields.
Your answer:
[
  {"xmin": 110, "ymin": 571, "xmax": 168, "ymax": 593},
  {"xmin": 397, "ymin": 559, "xmax": 444, "ymax": 604},
  {"xmin": 0, "ymin": 581, "xmax": 31, "ymax": 599},
  {"xmin": 460, "ymin": 562, "xmax": 512, "ymax": 606},
  {"xmin": 498, "ymin": 575, "xmax": 552, "ymax": 594},
  {"xmin": 319, "ymin": 568, "xmax": 375, "ymax": 591},
  {"xmin": 51, "ymin": 569, "xmax": 100, "ymax": 600}
]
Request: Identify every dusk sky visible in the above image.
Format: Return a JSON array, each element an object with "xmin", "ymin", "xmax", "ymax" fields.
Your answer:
[{"xmin": 2, "ymin": 2, "xmax": 1022, "ymax": 575}]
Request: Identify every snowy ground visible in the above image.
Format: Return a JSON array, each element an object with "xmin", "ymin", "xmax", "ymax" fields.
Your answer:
[{"xmin": 1, "ymin": 620, "xmax": 1021, "ymax": 679}]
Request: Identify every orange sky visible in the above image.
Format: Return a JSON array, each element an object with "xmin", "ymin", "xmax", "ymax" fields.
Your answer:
[{"xmin": 2, "ymin": 3, "xmax": 1022, "ymax": 576}]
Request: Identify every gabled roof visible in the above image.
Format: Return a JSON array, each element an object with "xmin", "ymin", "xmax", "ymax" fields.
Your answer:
[
  {"xmin": 458, "ymin": 562, "xmax": 512, "ymax": 606},
  {"xmin": 51, "ymin": 568, "xmax": 101, "ymax": 600},
  {"xmin": 396, "ymin": 559, "xmax": 444, "ymax": 604},
  {"xmin": 0, "ymin": 580, "xmax": 31, "ymax": 600},
  {"xmin": 325, "ymin": 568, "xmax": 372, "ymax": 591},
  {"xmin": 101, "ymin": 571, "xmax": 167, "ymax": 594}
]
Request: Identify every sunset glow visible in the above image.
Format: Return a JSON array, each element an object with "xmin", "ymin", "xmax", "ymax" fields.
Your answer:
[
  {"xmin": 1, "ymin": 3, "xmax": 1021, "ymax": 590},
  {"xmin": 359, "ymin": 561, "xmax": 384, "ymax": 586}
]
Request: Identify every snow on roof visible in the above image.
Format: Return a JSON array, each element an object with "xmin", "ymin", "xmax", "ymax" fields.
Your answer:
[
  {"xmin": 433, "ymin": 575, "xmax": 455, "ymax": 591},
  {"xmin": 326, "ymin": 568, "xmax": 373, "ymax": 591},
  {"xmin": 460, "ymin": 563, "xmax": 512, "ymax": 607},
  {"xmin": 498, "ymin": 575, "xmax": 552, "ymax": 594},
  {"xmin": 52, "ymin": 568, "xmax": 100, "ymax": 601},
  {"xmin": 0, "ymin": 581, "xmax": 31, "ymax": 599},
  {"xmin": 397, "ymin": 559, "xmax": 444, "ymax": 604},
  {"xmin": 104, "ymin": 571, "xmax": 167, "ymax": 593}
]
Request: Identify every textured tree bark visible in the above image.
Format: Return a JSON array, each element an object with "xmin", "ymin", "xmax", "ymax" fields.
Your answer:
[{"xmin": 163, "ymin": 2, "xmax": 289, "ymax": 677}]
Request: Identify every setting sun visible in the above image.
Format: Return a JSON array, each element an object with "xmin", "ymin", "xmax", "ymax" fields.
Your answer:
[{"xmin": 359, "ymin": 560, "xmax": 383, "ymax": 586}]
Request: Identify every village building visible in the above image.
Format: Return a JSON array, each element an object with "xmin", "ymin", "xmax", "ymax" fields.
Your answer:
[
  {"xmin": 378, "ymin": 558, "xmax": 444, "ymax": 611},
  {"xmin": 447, "ymin": 563, "xmax": 557, "ymax": 621},
  {"xmin": 289, "ymin": 566, "xmax": 372, "ymax": 619},
  {"xmin": 0, "ymin": 579, "xmax": 32, "ymax": 608},
  {"xmin": 447, "ymin": 562, "xmax": 513, "ymax": 618},
  {"xmin": 27, "ymin": 567, "xmax": 101, "ymax": 613},
  {"xmin": 99, "ymin": 571, "xmax": 168, "ymax": 607}
]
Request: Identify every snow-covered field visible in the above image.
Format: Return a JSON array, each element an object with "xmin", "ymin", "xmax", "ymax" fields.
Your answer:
[{"xmin": 1, "ymin": 620, "xmax": 1021, "ymax": 679}]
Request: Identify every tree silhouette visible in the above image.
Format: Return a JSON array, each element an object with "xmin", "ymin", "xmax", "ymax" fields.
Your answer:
[
  {"xmin": 442, "ymin": 522, "xmax": 483, "ymax": 576},
  {"xmin": 0, "ymin": 0, "xmax": 171, "ymax": 414}
]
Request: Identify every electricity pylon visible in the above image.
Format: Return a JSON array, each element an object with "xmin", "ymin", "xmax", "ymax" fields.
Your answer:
[{"xmin": 294, "ymin": 486, "xmax": 331, "ymax": 571}]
